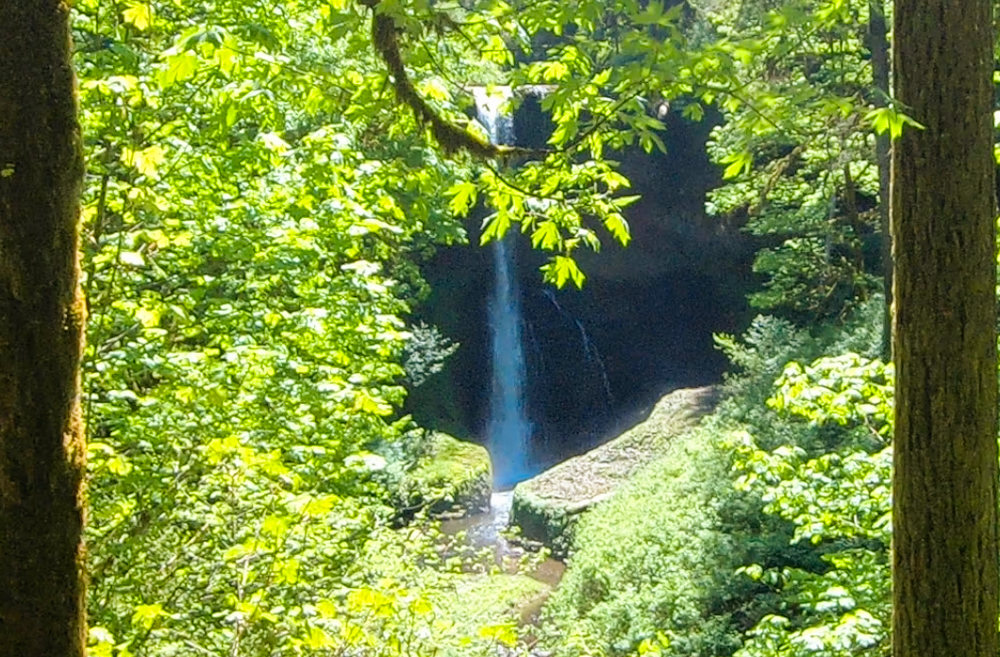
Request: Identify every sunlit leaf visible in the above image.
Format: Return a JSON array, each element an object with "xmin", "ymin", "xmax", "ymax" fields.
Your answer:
[
  {"xmin": 119, "ymin": 251, "xmax": 145, "ymax": 267},
  {"xmin": 122, "ymin": 2, "xmax": 152, "ymax": 30},
  {"xmin": 447, "ymin": 181, "xmax": 478, "ymax": 217},
  {"xmin": 541, "ymin": 255, "xmax": 586, "ymax": 289}
]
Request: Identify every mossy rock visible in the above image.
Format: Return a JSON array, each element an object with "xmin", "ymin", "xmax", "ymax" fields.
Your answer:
[
  {"xmin": 511, "ymin": 386, "xmax": 719, "ymax": 556},
  {"xmin": 509, "ymin": 487, "xmax": 582, "ymax": 557},
  {"xmin": 397, "ymin": 432, "xmax": 492, "ymax": 517}
]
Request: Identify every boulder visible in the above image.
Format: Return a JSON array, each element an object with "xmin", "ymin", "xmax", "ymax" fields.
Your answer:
[
  {"xmin": 397, "ymin": 432, "xmax": 492, "ymax": 517},
  {"xmin": 510, "ymin": 386, "xmax": 719, "ymax": 555}
]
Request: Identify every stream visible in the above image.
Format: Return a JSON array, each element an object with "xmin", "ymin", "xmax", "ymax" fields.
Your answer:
[{"xmin": 440, "ymin": 491, "xmax": 565, "ymax": 589}]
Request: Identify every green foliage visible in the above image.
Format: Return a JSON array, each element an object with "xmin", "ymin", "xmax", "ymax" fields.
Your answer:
[
  {"xmin": 698, "ymin": 0, "xmax": 886, "ymax": 319},
  {"xmin": 715, "ymin": 315, "xmax": 827, "ymax": 450},
  {"xmin": 532, "ymin": 311, "xmax": 893, "ymax": 657},
  {"xmin": 715, "ymin": 296, "xmax": 884, "ymax": 446},
  {"xmin": 767, "ymin": 354, "xmax": 892, "ymax": 440},
  {"xmin": 64, "ymin": 0, "xmax": 915, "ymax": 655},
  {"xmin": 732, "ymin": 354, "xmax": 893, "ymax": 657},
  {"xmin": 72, "ymin": 0, "xmax": 529, "ymax": 653},
  {"xmin": 540, "ymin": 427, "xmax": 752, "ymax": 657},
  {"xmin": 864, "ymin": 105, "xmax": 924, "ymax": 140},
  {"xmin": 402, "ymin": 322, "xmax": 461, "ymax": 388}
]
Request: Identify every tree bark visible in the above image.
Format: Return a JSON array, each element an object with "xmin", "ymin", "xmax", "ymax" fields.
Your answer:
[
  {"xmin": 868, "ymin": 0, "xmax": 891, "ymax": 359},
  {"xmin": 891, "ymin": 0, "xmax": 998, "ymax": 655},
  {"xmin": 0, "ymin": 2, "xmax": 88, "ymax": 656}
]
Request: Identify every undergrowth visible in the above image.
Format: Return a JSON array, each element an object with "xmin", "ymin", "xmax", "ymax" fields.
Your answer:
[
  {"xmin": 536, "ymin": 298, "xmax": 885, "ymax": 657},
  {"xmin": 538, "ymin": 424, "xmax": 754, "ymax": 657}
]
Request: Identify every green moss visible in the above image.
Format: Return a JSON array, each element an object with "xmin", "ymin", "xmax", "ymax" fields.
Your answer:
[
  {"xmin": 510, "ymin": 488, "xmax": 578, "ymax": 557},
  {"xmin": 397, "ymin": 433, "xmax": 492, "ymax": 516}
]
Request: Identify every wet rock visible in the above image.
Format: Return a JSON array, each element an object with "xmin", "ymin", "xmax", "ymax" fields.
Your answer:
[{"xmin": 510, "ymin": 386, "xmax": 719, "ymax": 555}]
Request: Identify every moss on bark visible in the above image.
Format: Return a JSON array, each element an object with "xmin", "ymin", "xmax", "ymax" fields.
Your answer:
[
  {"xmin": 361, "ymin": 0, "xmax": 547, "ymax": 160},
  {"xmin": 0, "ymin": 2, "xmax": 87, "ymax": 655}
]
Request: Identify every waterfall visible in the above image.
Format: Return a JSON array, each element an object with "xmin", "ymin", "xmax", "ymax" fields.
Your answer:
[
  {"xmin": 475, "ymin": 87, "xmax": 531, "ymax": 489},
  {"xmin": 543, "ymin": 289, "xmax": 614, "ymax": 408},
  {"xmin": 487, "ymin": 237, "xmax": 530, "ymax": 488}
]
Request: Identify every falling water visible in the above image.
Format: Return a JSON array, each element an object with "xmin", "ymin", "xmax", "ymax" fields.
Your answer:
[
  {"xmin": 487, "ymin": 238, "xmax": 530, "ymax": 487},
  {"xmin": 475, "ymin": 87, "xmax": 531, "ymax": 489},
  {"xmin": 543, "ymin": 289, "xmax": 614, "ymax": 407}
]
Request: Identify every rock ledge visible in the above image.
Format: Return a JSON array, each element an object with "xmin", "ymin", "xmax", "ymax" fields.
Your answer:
[{"xmin": 510, "ymin": 386, "xmax": 719, "ymax": 555}]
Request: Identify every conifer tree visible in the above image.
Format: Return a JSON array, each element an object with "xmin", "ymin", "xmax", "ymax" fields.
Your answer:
[{"xmin": 891, "ymin": 0, "xmax": 998, "ymax": 654}]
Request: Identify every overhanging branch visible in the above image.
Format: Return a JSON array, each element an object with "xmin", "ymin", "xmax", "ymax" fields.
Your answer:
[{"xmin": 362, "ymin": 0, "xmax": 549, "ymax": 160}]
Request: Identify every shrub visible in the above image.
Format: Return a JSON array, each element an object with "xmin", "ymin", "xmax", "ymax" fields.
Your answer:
[
  {"xmin": 730, "ymin": 354, "xmax": 893, "ymax": 657},
  {"xmin": 539, "ymin": 425, "xmax": 761, "ymax": 657},
  {"xmin": 714, "ymin": 296, "xmax": 884, "ymax": 451},
  {"xmin": 402, "ymin": 322, "xmax": 460, "ymax": 388}
]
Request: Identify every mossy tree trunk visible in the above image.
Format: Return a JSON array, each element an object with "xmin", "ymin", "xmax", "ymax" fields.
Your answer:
[
  {"xmin": 0, "ymin": 2, "xmax": 88, "ymax": 655},
  {"xmin": 867, "ymin": 0, "xmax": 891, "ymax": 359},
  {"xmin": 891, "ymin": 0, "xmax": 998, "ymax": 655}
]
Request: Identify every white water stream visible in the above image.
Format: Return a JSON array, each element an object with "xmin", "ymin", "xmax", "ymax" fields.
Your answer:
[{"xmin": 475, "ymin": 87, "xmax": 532, "ymax": 489}]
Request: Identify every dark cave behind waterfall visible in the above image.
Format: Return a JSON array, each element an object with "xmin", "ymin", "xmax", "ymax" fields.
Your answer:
[{"xmin": 405, "ymin": 98, "xmax": 758, "ymax": 475}]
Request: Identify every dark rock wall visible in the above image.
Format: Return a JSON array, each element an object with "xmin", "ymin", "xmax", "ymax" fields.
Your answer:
[{"xmin": 405, "ymin": 105, "xmax": 757, "ymax": 471}]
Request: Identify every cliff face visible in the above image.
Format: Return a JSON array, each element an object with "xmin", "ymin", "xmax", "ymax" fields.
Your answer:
[{"xmin": 406, "ymin": 104, "xmax": 756, "ymax": 469}]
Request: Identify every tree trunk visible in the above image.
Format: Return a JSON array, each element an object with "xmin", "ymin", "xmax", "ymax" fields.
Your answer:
[
  {"xmin": 891, "ymin": 0, "xmax": 998, "ymax": 655},
  {"xmin": 868, "ymin": 0, "xmax": 891, "ymax": 359},
  {"xmin": 0, "ymin": 2, "xmax": 88, "ymax": 656}
]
